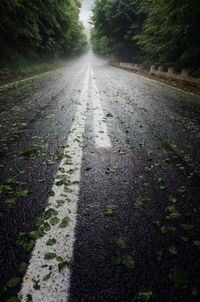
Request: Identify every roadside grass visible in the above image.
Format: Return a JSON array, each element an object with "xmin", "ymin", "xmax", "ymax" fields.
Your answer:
[{"xmin": 0, "ymin": 57, "xmax": 67, "ymax": 87}]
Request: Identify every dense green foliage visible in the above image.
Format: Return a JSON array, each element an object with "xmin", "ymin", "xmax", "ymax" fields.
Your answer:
[
  {"xmin": 91, "ymin": 0, "xmax": 143, "ymax": 61},
  {"xmin": 91, "ymin": 0, "xmax": 200, "ymax": 74},
  {"xmin": 0, "ymin": 0, "xmax": 87, "ymax": 76},
  {"xmin": 136, "ymin": 0, "xmax": 200, "ymax": 73}
]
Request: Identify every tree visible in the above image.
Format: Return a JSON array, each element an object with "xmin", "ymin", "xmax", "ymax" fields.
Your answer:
[
  {"xmin": 0, "ymin": 0, "xmax": 87, "ymax": 68},
  {"xmin": 135, "ymin": 0, "xmax": 200, "ymax": 73},
  {"xmin": 91, "ymin": 0, "xmax": 143, "ymax": 61},
  {"xmin": 91, "ymin": 0, "xmax": 200, "ymax": 75}
]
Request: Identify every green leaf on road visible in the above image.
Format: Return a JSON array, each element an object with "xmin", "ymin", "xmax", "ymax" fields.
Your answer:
[
  {"xmin": 0, "ymin": 286, "xmax": 7, "ymax": 297},
  {"xmin": 43, "ymin": 274, "xmax": 51, "ymax": 281},
  {"xmin": 49, "ymin": 190, "xmax": 55, "ymax": 196},
  {"xmin": 43, "ymin": 208, "xmax": 58, "ymax": 220},
  {"xmin": 168, "ymin": 246, "xmax": 178, "ymax": 255},
  {"xmin": 56, "ymin": 200, "xmax": 65, "ymax": 208},
  {"xmin": 176, "ymin": 236, "xmax": 189, "ymax": 244},
  {"xmin": 112, "ymin": 255, "xmax": 122, "ymax": 265},
  {"xmin": 133, "ymin": 197, "xmax": 149, "ymax": 208},
  {"xmin": 138, "ymin": 289, "xmax": 153, "ymax": 302},
  {"xmin": 160, "ymin": 226, "xmax": 176, "ymax": 234},
  {"xmin": 165, "ymin": 205, "xmax": 181, "ymax": 219},
  {"xmin": 191, "ymin": 287, "xmax": 199, "ymax": 296},
  {"xmin": 57, "ymin": 261, "xmax": 67, "ymax": 272},
  {"xmin": 177, "ymin": 186, "xmax": 187, "ymax": 193},
  {"xmin": 41, "ymin": 222, "xmax": 51, "ymax": 231},
  {"xmin": 117, "ymin": 149, "xmax": 127, "ymax": 155},
  {"xmin": 152, "ymin": 220, "xmax": 160, "ymax": 227},
  {"xmin": 22, "ymin": 147, "xmax": 40, "ymax": 157},
  {"xmin": 114, "ymin": 238, "xmax": 126, "ymax": 249},
  {"xmin": 15, "ymin": 232, "xmax": 26, "ymax": 246},
  {"xmin": 6, "ymin": 277, "xmax": 21, "ymax": 288},
  {"xmin": 45, "ymin": 159, "xmax": 57, "ymax": 165},
  {"xmin": 37, "ymin": 203, "xmax": 50, "ymax": 211},
  {"xmin": 154, "ymin": 185, "xmax": 165, "ymax": 191},
  {"xmin": 17, "ymin": 190, "xmax": 29, "ymax": 197},
  {"xmin": 28, "ymin": 230, "xmax": 45, "ymax": 239},
  {"xmin": 50, "ymin": 216, "xmax": 60, "ymax": 225},
  {"xmin": 33, "ymin": 279, "xmax": 40, "ymax": 290},
  {"xmin": 5, "ymin": 298, "xmax": 20, "ymax": 302},
  {"xmin": 168, "ymin": 194, "xmax": 176, "ymax": 203},
  {"xmin": 23, "ymin": 240, "xmax": 35, "ymax": 252},
  {"xmin": 193, "ymin": 240, "xmax": 200, "ymax": 247},
  {"xmin": 122, "ymin": 255, "xmax": 135, "ymax": 269},
  {"xmin": 105, "ymin": 166, "xmax": 116, "ymax": 174},
  {"xmin": 56, "ymin": 256, "xmax": 64, "ymax": 262},
  {"xmin": 106, "ymin": 112, "xmax": 113, "ymax": 117},
  {"xmin": 105, "ymin": 205, "xmax": 118, "ymax": 216},
  {"xmin": 58, "ymin": 259, "xmax": 74, "ymax": 272},
  {"xmin": 46, "ymin": 238, "xmax": 56, "ymax": 246},
  {"xmin": 59, "ymin": 216, "xmax": 70, "ymax": 228},
  {"xmin": 18, "ymin": 262, "xmax": 27, "ymax": 273},
  {"xmin": 4, "ymin": 198, "xmax": 15, "ymax": 204},
  {"xmin": 34, "ymin": 216, "xmax": 44, "ymax": 227},
  {"xmin": 124, "ymin": 226, "xmax": 128, "ymax": 232},
  {"xmin": 38, "ymin": 179, "xmax": 45, "ymax": 183},
  {"xmin": 144, "ymin": 166, "xmax": 153, "ymax": 173},
  {"xmin": 26, "ymin": 294, "xmax": 32, "ymax": 302},
  {"xmin": 180, "ymin": 224, "xmax": 193, "ymax": 231},
  {"xmin": 44, "ymin": 253, "xmax": 56, "ymax": 260},
  {"xmin": 169, "ymin": 268, "xmax": 188, "ymax": 289},
  {"xmin": 64, "ymin": 186, "xmax": 73, "ymax": 193}
]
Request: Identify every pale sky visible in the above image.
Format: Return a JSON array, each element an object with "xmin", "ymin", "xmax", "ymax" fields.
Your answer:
[{"xmin": 79, "ymin": 0, "xmax": 95, "ymax": 28}]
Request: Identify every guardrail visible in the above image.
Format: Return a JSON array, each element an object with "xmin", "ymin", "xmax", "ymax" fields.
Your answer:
[
  {"xmin": 150, "ymin": 65, "xmax": 200, "ymax": 87},
  {"xmin": 110, "ymin": 62, "xmax": 143, "ymax": 73},
  {"xmin": 110, "ymin": 62, "xmax": 200, "ymax": 87}
]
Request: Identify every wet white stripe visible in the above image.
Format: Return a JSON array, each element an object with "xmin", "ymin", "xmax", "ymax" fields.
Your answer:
[
  {"xmin": 91, "ymin": 67, "xmax": 111, "ymax": 148},
  {"xmin": 19, "ymin": 65, "xmax": 91, "ymax": 302}
]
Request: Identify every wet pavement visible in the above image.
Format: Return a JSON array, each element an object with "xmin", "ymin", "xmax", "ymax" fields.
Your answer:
[{"xmin": 0, "ymin": 52, "xmax": 200, "ymax": 302}]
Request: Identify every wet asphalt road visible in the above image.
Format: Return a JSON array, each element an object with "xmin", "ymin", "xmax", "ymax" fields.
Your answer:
[{"xmin": 0, "ymin": 52, "xmax": 200, "ymax": 302}]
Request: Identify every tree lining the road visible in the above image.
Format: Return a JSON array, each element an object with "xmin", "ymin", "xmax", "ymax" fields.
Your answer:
[
  {"xmin": 91, "ymin": 0, "xmax": 143, "ymax": 61},
  {"xmin": 0, "ymin": 0, "xmax": 87, "ymax": 76},
  {"xmin": 91, "ymin": 0, "xmax": 200, "ymax": 76}
]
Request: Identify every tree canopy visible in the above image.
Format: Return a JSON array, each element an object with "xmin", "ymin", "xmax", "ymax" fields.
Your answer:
[
  {"xmin": 0, "ymin": 0, "xmax": 87, "ymax": 68},
  {"xmin": 91, "ymin": 0, "xmax": 143, "ymax": 61},
  {"xmin": 91, "ymin": 0, "xmax": 200, "ymax": 75}
]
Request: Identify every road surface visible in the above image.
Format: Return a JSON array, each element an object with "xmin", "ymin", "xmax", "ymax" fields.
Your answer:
[{"xmin": 0, "ymin": 52, "xmax": 200, "ymax": 302}]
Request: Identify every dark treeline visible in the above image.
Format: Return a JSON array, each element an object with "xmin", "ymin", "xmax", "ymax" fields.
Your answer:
[
  {"xmin": 91, "ymin": 0, "xmax": 200, "ymax": 75},
  {"xmin": 0, "ymin": 0, "xmax": 87, "ymax": 76}
]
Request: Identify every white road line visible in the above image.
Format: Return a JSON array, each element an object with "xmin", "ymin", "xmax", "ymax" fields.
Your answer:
[
  {"xmin": 19, "ymin": 65, "xmax": 91, "ymax": 302},
  {"xmin": 91, "ymin": 67, "xmax": 112, "ymax": 148}
]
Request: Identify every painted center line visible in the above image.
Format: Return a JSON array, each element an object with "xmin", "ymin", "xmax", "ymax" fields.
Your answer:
[
  {"xmin": 19, "ymin": 65, "xmax": 90, "ymax": 302},
  {"xmin": 91, "ymin": 67, "xmax": 112, "ymax": 148}
]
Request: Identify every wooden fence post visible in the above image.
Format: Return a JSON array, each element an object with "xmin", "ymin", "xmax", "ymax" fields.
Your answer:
[
  {"xmin": 139, "ymin": 64, "xmax": 143, "ymax": 73},
  {"xmin": 181, "ymin": 69, "xmax": 189, "ymax": 77},
  {"xmin": 167, "ymin": 67, "xmax": 175, "ymax": 80},
  {"xmin": 158, "ymin": 66, "xmax": 164, "ymax": 77},
  {"xmin": 181, "ymin": 69, "xmax": 189, "ymax": 85},
  {"xmin": 150, "ymin": 65, "xmax": 155, "ymax": 75}
]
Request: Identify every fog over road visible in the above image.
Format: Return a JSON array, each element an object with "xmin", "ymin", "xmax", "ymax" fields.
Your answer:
[{"xmin": 0, "ymin": 52, "xmax": 200, "ymax": 302}]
